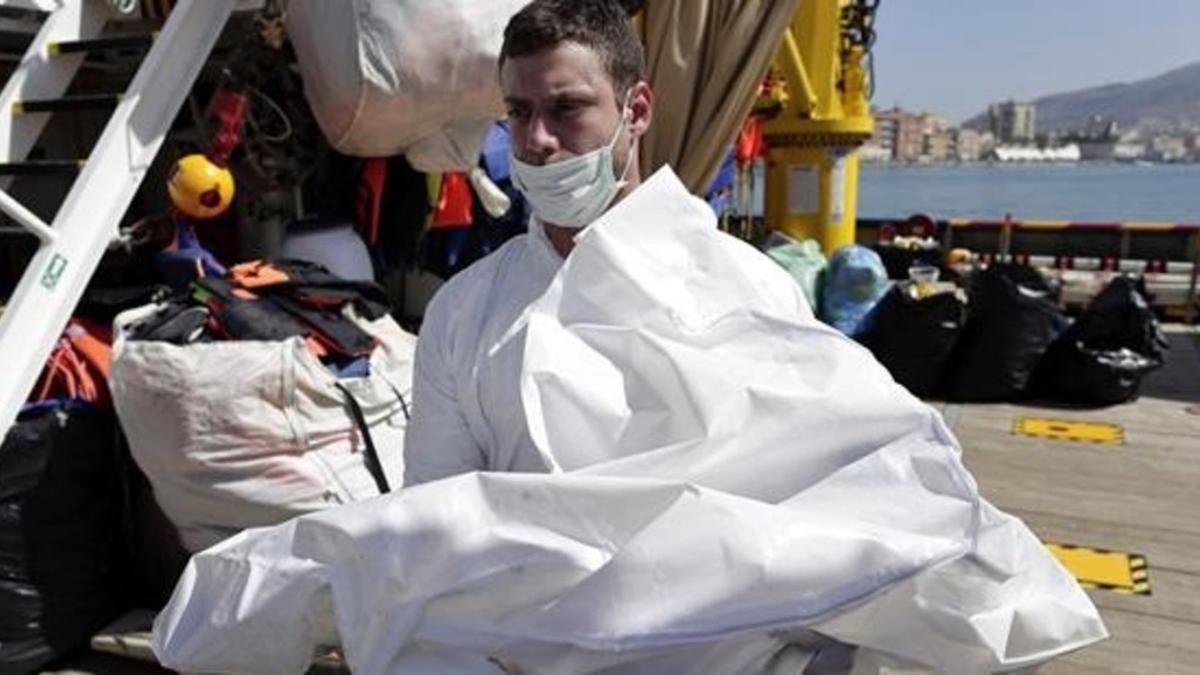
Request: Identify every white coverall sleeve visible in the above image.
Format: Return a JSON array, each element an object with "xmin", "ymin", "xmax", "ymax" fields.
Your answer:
[{"xmin": 403, "ymin": 296, "xmax": 487, "ymax": 486}]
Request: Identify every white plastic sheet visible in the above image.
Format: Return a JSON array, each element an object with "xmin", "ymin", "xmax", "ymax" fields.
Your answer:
[
  {"xmin": 153, "ymin": 170, "xmax": 1105, "ymax": 673},
  {"xmin": 111, "ymin": 307, "xmax": 415, "ymax": 552},
  {"xmin": 283, "ymin": 0, "xmax": 530, "ymax": 170}
]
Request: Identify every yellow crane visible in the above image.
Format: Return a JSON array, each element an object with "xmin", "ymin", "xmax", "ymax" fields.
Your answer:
[{"xmin": 762, "ymin": 0, "xmax": 878, "ymax": 254}]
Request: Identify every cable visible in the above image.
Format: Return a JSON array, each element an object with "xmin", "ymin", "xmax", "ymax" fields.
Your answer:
[{"xmin": 244, "ymin": 84, "xmax": 293, "ymax": 143}]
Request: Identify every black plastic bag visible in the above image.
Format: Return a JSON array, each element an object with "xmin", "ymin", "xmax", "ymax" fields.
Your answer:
[
  {"xmin": 944, "ymin": 264, "xmax": 1068, "ymax": 402},
  {"xmin": 1034, "ymin": 276, "xmax": 1168, "ymax": 405},
  {"xmin": 873, "ymin": 245, "xmax": 944, "ymax": 281},
  {"xmin": 859, "ymin": 284, "xmax": 968, "ymax": 398},
  {"xmin": 0, "ymin": 402, "xmax": 128, "ymax": 673}
]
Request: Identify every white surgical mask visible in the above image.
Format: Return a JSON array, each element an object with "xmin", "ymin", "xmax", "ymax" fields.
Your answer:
[{"xmin": 509, "ymin": 102, "xmax": 633, "ymax": 229}]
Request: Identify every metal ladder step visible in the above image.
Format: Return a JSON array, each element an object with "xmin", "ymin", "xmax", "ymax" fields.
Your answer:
[
  {"xmin": 47, "ymin": 34, "xmax": 156, "ymax": 56},
  {"xmin": 14, "ymin": 94, "xmax": 122, "ymax": 114},
  {"xmin": 0, "ymin": 0, "xmax": 240, "ymax": 439},
  {"xmin": 0, "ymin": 160, "xmax": 84, "ymax": 175}
]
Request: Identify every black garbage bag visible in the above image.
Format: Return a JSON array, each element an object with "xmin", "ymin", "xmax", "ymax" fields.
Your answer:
[
  {"xmin": 0, "ymin": 402, "xmax": 128, "ymax": 673},
  {"xmin": 859, "ymin": 284, "xmax": 968, "ymax": 398},
  {"xmin": 944, "ymin": 264, "xmax": 1068, "ymax": 402},
  {"xmin": 1034, "ymin": 276, "xmax": 1168, "ymax": 405},
  {"xmin": 873, "ymin": 245, "xmax": 944, "ymax": 281}
]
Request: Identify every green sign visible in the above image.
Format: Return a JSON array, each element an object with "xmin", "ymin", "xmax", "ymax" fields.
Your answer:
[{"xmin": 40, "ymin": 253, "xmax": 67, "ymax": 291}]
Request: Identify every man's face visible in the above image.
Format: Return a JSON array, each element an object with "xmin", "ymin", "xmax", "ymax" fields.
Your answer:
[{"xmin": 501, "ymin": 42, "xmax": 628, "ymax": 167}]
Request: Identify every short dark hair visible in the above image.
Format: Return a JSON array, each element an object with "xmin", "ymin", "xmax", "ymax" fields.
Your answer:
[{"xmin": 499, "ymin": 0, "xmax": 646, "ymax": 97}]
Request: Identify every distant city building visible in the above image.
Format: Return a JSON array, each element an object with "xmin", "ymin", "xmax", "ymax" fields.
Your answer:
[
  {"xmin": 858, "ymin": 142, "xmax": 893, "ymax": 163},
  {"xmin": 868, "ymin": 107, "xmax": 926, "ymax": 162},
  {"xmin": 863, "ymin": 108, "xmax": 986, "ymax": 162},
  {"xmin": 988, "ymin": 100, "xmax": 1036, "ymax": 143},
  {"xmin": 917, "ymin": 113, "xmax": 952, "ymax": 161},
  {"xmin": 895, "ymin": 111, "xmax": 928, "ymax": 161},
  {"xmin": 866, "ymin": 106, "xmax": 898, "ymax": 160},
  {"xmin": 1114, "ymin": 132, "xmax": 1146, "ymax": 161},
  {"xmin": 1188, "ymin": 133, "xmax": 1200, "ymax": 161},
  {"xmin": 924, "ymin": 130, "xmax": 954, "ymax": 162},
  {"xmin": 953, "ymin": 128, "xmax": 989, "ymax": 161},
  {"xmin": 920, "ymin": 114, "xmax": 950, "ymax": 136},
  {"xmin": 1148, "ymin": 135, "xmax": 1188, "ymax": 162},
  {"xmin": 862, "ymin": 105, "xmax": 1196, "ymax": 164}
]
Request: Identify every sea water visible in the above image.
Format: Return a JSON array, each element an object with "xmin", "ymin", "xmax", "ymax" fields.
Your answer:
[{"xmin": 859, "ymin": 162, "xmax": 1200, "ymax": 223}]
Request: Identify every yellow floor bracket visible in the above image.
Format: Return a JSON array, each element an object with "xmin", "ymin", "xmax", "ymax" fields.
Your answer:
[
  {"xmin": 1014, "ymin": 418, "xmax": 1125, "ymax": 444},
  {"xmin": 1046, "ymin": 543, "xmax": 1150, "ymax": 595}
]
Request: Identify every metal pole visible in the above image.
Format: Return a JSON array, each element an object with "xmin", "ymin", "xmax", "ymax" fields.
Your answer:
[{"xmin": 0, "ymin": 189, "xmax": 55, "ymax": 243}]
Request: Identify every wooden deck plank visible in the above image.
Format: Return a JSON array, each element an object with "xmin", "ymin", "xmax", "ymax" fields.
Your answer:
[
  {"xmin": 946, "ymin": 323, "xmax": 1200, "ymax": 673},
  {"xmin": 953, "ymin": 417, "xmax": 1200, "ymax": 482},
  {"xmin": 1007, "ymin": 507, "xmax": 1200, "ymax": 577},
  {"xmin": 962, "ymin": 447, "xmax": 1200, "ymax": 537},
  {"xmin": 1044, "ymin": 609, "xmax": 1200, "ymax": 675},
  {"xmin": 1081, "ymin": 566, "xmax": 1200, "ymax": 624},
  {"xmin": 948, "ymin": 399, "xmax": 1200, "ymax": 438}
]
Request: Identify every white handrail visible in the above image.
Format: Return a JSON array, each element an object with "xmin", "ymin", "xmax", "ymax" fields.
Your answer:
[
  {"xmin": 0, "ymin": 0, "xmax": 237, "ymax": 439},
  {"xmin": 0, "ymin": 188, "xmax": 55, "ymax": 243}
]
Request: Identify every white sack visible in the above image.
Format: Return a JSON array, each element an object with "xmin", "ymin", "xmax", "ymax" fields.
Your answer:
[
  {"xmin": 111, "ymin": 306, "xmax": 415, "ymax": 552},
  {"xmin": 153, "ymin": 170, "xmax": 1105, "ymax": 673},
  {"xmin": 283, "ymin": 0, "xmax": 530, "ymax": 170}
]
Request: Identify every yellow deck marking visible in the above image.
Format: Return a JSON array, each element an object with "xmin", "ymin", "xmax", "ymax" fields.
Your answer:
[
  {"xmin": 1046, "ymin": 543, "xmax": 1151, "ymax": 595},
  {"xmin": 1014, "ymin": 418, "xmax": 1124, "ymax": 444}
]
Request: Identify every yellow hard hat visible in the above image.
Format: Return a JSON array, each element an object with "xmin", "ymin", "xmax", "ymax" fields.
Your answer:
[{"xmin": 167, "ymin": 154, "xmax": 235, "ymax": 219}]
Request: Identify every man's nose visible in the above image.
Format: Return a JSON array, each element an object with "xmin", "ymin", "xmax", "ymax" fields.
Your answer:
[{"xmin": 521, "ymin": 114, "xmax": 558, "ymax": 165}]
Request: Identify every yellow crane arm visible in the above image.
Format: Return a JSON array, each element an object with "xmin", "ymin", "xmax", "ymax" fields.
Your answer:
[{"xmin": 762, "ymin": 0, "xmax": 877, "ymax": 254}]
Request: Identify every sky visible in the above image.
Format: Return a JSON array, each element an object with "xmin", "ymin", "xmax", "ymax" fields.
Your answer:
[{"xmin": 870, "ymin": 0, "xmax": 1200, "ymax": 123}]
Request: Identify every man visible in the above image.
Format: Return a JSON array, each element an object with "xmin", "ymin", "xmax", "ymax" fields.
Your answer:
[{"xmin": 403, "ymin": 0, "xmax": 657, "ymax": 484}]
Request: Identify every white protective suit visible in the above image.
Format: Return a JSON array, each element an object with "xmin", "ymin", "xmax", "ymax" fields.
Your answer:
[
  {"xmin": 153, "ymin": 169, "xmax": 1106, "ymax": 674},
  {"xmin": 403, "ymin": 194, "xmax": 810, "ymax": 485}
]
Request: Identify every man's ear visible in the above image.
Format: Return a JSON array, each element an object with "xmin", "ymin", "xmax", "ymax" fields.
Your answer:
[{"xmin": 627, "ymin": 80, "xmax": 653, "ymax": 138}]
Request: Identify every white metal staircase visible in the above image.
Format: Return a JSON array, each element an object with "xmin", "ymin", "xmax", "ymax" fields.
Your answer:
[{"xmin": 0, "ymin": 0, "xmax": 244, "ymax": 438}]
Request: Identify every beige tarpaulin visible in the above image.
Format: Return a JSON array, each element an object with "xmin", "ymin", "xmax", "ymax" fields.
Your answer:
[{"xmin": 639, "ymin": 0, "xmax": 801, "ymax": 194}]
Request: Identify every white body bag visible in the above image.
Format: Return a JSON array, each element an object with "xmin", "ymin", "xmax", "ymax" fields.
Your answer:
[{"xmin": 152, "ymin": 170, "xmax": 1105, "ymax": 673}]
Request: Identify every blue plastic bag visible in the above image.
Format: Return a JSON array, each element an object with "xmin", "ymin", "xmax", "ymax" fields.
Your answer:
[{"xmin": 820, "ymin": 245, "xmax": 890, "ymax": 336}]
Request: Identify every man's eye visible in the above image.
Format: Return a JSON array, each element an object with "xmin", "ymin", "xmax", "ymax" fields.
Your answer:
[
  {"xmin": 555, "ymin": 101, "xmax": 585, "ymax": 116},
  {"xmin": 507, "ymin": 108, "xmax": 530, "ymax": 122}
]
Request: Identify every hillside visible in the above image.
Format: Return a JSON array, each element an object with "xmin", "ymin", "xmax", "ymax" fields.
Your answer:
[{"xmin": 965, "ymin": 61, "xmax": 1200, "ymax": 134}]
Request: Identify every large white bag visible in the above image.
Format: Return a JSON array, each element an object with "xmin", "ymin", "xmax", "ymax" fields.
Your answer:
[
  {"xmin": 283, "ymin": 0, "xmax": 530, "ymax": 170},
  {"xmin": 110, "ymin": 307, "xmax": 414, "ymax": 552},
  {"xmin": 153, "ymin": 170, "xmax": 1104, "ymax": 673}
]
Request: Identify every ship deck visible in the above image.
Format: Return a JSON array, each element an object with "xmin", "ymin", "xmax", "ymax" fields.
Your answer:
[
  {"xmin": 935, "ymin": 322, "xmax": 1200, "ymax": 674},
  {"xmin": 45, "ymin": 326, "xmax": 1200, "ymax": 675}
]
